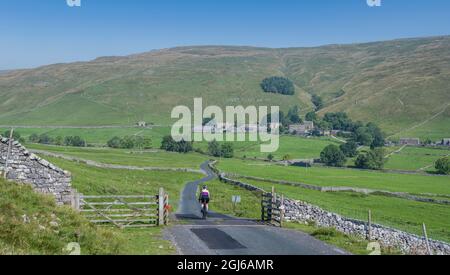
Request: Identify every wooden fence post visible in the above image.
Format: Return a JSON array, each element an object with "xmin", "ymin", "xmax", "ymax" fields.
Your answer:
[
  {"xmin": 164, "ymin": 193, "xmax": 169, "ymax": 225},
  {"xmin": 280, "ymin": 194, "xmax": 285, "ymax": 228},
  {"xmin": 158, "ymin": 188, "xmax": 164, "ymax": 226},
  {"xmin": 368, "ymin": 210, "xmax": 372, "ymax": 241},
  {"xmin": 261, "ymin": 193, "xmax": 265, "ymax": 222},
  {"xmin": 422, "ymin": 223, "xmax": 432, "ymax": 255},
  {"xmin": 270, "ymin": 186, "xmax": 275, "ymax": 225}
]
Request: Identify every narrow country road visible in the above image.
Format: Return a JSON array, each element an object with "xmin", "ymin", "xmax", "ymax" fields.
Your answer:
[{"xmin": 165, "ymin": 162, "xmax": 348, "ymax": 255}]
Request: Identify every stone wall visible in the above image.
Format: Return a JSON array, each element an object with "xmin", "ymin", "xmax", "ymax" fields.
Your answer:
[
  {"xmin": 209, "ymin": 162, "xmax": 450, "ymax": 255},
  {"xmin": 0, "ymin": 136, "xmax": 72, "ymax": 205}
]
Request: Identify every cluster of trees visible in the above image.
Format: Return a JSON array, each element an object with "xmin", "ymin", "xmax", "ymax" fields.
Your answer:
[
  {"xmin": 279, "ymin": 106, "xmax": 302, "ymax": 127},
  {"xmin": 29, "ymin": 134, "xmax": 86, "ymax": 147},
  {"xmin": 355, "ymin": 148, "xmax": 386, "ymax": 170},
  {"xmin": 160, "ymin": 136, "xmax": 193, "ymax": 153},
  {"xmin": 207, "ymin": 140, "xmax": 234, "ymax": 158},
  {"xmin": 304, "ymin": 111, "xmax": 385, "ymax": 148},
  {"xmin": 435, "ymin": 157, "xmax": 450, "ymax": 175},
  {"xmin": 107, "ymin": 136, "xmax": 152, "ymax": 149},
  {"xmin": 260, "ymin": 76, "xmax": 295, "ymax": 96},
  {"xmin": 320, "ymin": 143, "xmax": 385, "ymax": 170},
  {"xmin": 311, "ymin": 95, "xmax": 324, "ymax": 110},
  {"xmin": 3, "ymin": 130, "xmax": 25, "ymax": 143}
]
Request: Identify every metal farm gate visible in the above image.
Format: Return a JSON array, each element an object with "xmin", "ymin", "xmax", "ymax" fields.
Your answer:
[
  {"xmin": 72, "ymin": 188, "xmax": 169, "ymax": 228},
  {"xmin": 261, "ymin": 187, "xmax": 285, "ymax": 227}
]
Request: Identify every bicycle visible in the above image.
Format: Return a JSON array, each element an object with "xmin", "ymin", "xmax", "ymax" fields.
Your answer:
[{"xmin": 201, "ymin": 202, "xmax": 208, "ymax": 219}]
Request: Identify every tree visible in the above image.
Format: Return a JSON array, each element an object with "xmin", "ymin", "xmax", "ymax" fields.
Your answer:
[
  {"xmin": 311, "ymin": 95, "xmax": 324, "ymax": 110},
  {"xmin": 64, "ymin": 136, "xmax": 86, "ymax": 147},
  {"xmin": 160, "ymin": 136, "xmax": 193, "ymax": 153},
  {"xmin": 208, "ymin": 140, "xmax": 222, "ymax": 157},
  {"xmin": 38, "ymin": 134, "xmax": 54, "ymax": 145},
  {"xmin": 323, "ymin": 112, "xmax": 354, "ymax": 131},
  {"xmin": 54, "ymin": 136, "xmax": 64, "ymax": 146},
  {"xmin": 267, "ymin": 154, "xmax": 275, "ymax": 162},
  {"xmin": 305, "ymin": 111, "xmax": 318, "ymax": 122},
  {"xmin": 287, "ymin": 106, "xmax": 302, "ymax": 124},
  {"xmin": 354, "ymin": 127, "xmax": 374, "ymax": 146},
  {"xmin": 424, "ymin": 138, "xmax": 433, "ymax": 145},
  {"xmin": 366, "ymin": 123, "xmax": 385, "ymax": 148},
  {"xmin": 29, "ymin": 133, "xmax": 40, "ymax": 143},
  {"xmin": 107, "ymin": 137, "xmax": 122, "ymax": 148},
  {"xmin": 3, "ymin": 130, "xmax": 21, "ymax": 141},
  {"xmin": 355, "ymin": 148, "xmax": 386, "ymax": 170},
  {"xmin": 161, "ymin": 136, "xmax": 176, "ymax": 151},
  {"xmin": 177, "ymin": 139, "xmax": 193, "ymax": 153},
  {"xmin": 220, "ymin": 143, "xmax": 234, "ymax": 158},
  {"xmin": 320, "ymin": 145, "xmax": 346, "ymax": 167},
  {"xmin": 260, "ymin": 76, "xmax": 295, "ymax": 95},
  {"xmin": 435, "ymin": 157, "xmax": 450, "ymax": 175},
  {"xmin": 340, "ymin": 141, "xmax": 358, "ymax": 158}
]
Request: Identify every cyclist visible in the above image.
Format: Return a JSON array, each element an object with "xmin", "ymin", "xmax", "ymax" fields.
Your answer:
[{"xmin": 198, "ymin": 185, "xmax": 210, "ymax": 214}]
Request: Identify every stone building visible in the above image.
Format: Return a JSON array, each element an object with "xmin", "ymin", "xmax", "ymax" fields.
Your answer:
[
  {"xmin": 289, "ymin": 121, "xmax": 314, "ymax": 136},
  {"xmin": 399, "ymin": 138, "xmax": 421, "ymax": 146},
  {"xmin": 0, "ymin": 136, "xmax": 72, "ymax": 205},
  {"xmin": 441, "ymin": 138, "xmax": 450, "ymax": 146}
]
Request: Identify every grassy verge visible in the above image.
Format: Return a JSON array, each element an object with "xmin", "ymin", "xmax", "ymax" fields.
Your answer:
[
  {"xmin": 206, "ymin": 180, "xmax": 262, "ymax": 219},
  {"xmin": 119, "ymin": 228, "xmax": 175, "ymax": 255},
  {"xmin": 0, "ymin": 166, "xmax": 179, "ymax": 255},
  {"xmin": 0, "ymin": 178, "xmax": 123, "ymax": 255}
]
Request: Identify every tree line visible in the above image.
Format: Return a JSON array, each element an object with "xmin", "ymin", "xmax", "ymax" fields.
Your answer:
[
  {"xmin": 107, "ymin": 136, "xmax": 152, "ymax": 149},
  {"xmin": 160, "ymin": 136, "xmax": 234, "ymax": 158}
]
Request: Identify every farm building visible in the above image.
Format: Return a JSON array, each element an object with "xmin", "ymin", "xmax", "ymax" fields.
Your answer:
[
  {"xmin": 289, "ymin": 121, "xmax": 314, "ymax": 135},
  {"xmin": 441, "ymin": 138, "xmax": 450, "ymax": 146},
  {"xmin": 399, "ymin": 138, "xmax": 421, "ymax": 146},
  {"xmin": 330, "ymin": 130, "xmax": 353, "ymax": 136},
  {"xmin": 137, "ymin": 121, "xmax": 147, "ymax": 127}
]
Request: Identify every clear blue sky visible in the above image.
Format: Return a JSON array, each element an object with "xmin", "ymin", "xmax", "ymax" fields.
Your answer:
[{"xmin": 1, "ymin": 0, "xmax": 449, "ymax": 69}]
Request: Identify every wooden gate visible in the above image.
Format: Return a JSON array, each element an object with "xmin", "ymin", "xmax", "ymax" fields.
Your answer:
[
  {"xmin": 72, "ymin": 188, "xmax": 169, "ymax": 228},
  {"xmin": 261, "ymin": 187, "xmax": 285, "ymax": 227}
]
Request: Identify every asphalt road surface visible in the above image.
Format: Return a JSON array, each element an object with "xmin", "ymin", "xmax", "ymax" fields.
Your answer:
[{"xmin": 165, "ymin": 162, "xmax": 348, "ymax": 255}]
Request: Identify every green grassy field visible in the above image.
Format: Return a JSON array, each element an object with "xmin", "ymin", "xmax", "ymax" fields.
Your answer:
[
  {"xmin": 240, "ymin": 178, "xmax": 450, "ymax": 243},
  {"xmin": 5, "ymin": 125, "xmax": 448, "ymax": 174},
  {"xmin": 42, "ymin": 156, "xmax": 202, "ymax": 211},
  {"xmin": 217, "ymin": 158, "xmax": 450, "ymax": 195},
  {"xmin": 29, "ymin": 143, "xmax": 208, "ymax": 170},
  {"xmin": 0, "ymin": 126, "xmax": 171, "ymax": 147},
  {"xmin": 384, "ymin": 146, "xmax": 450, "ymax": 172},
  {"xmin": 193, "ymin": 135, "xmax": 339, "ymax": 160},
  {"xmin": 204, "ymin": 180, "xmax": 262, "ymax": 220}
]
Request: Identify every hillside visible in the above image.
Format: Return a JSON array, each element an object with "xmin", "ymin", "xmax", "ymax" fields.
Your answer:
[
  {"xmin": 0, "ymin": 36, "xmax": 449, "ymax": 138},
  {"xmin": 0, "ymin": 178, "xmax": 123, "ymax": 254}
]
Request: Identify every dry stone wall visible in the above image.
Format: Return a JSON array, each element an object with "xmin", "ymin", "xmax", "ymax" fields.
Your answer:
[
  {"xmin": 209, "ymin": 162, "xmax": 450, "ymax": 255},
  {"xmin": 0, "ymin": 136, "xmax": 72, "ymax": 204}
]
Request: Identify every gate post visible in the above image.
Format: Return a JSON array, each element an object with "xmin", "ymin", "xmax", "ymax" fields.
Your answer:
[
  {"xmin": 163, "ymin": 193, "xmax": 169, "ymax": 225},
  {"xmin": 270, "ymin": 186, "xmax": 276, "ymax": 225},
  {"xmin": 280, "ymin": 194, "xmax": 285, "ymax": 228},
  {"xmin": 158, "ymin": 188, "xmax": 164, "ymax": 226},
  {"xmin": 71, "ymin": 189, "xmax": 80, "ymax": 211}
]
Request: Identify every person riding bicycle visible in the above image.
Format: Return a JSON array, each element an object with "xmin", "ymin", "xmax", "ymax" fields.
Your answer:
[{"xmin": 198, "ymin": 185, "xmax": 210, "ymax": 213}]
